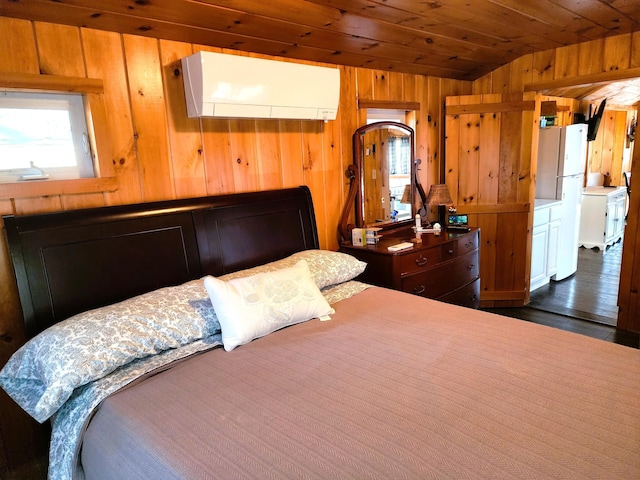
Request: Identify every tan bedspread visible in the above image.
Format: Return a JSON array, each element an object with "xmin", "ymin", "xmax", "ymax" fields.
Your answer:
[{"xmin": 81, "ymin": 287, "xmax": 640, "ymax": 479}]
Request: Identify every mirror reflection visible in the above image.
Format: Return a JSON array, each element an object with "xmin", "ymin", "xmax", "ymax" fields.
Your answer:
[
  {"xmin": 355, "ymin": 121, "xmax": 415, "ymax": 226},
  {"xmin": 360, "ymin": 124, "xmax": 412, "ymax": 223},
  {"xmin": 339, "ymin": 121, "xmax": 419, "ymax": 243}
]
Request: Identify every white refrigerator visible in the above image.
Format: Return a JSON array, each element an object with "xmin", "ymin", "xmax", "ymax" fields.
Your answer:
[{"xmin": 536, "ymin": 124, "xmax": 588, "ymax": 281}]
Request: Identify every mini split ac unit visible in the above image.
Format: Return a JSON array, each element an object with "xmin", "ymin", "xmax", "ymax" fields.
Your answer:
[{"xmin": 181, "ymin": 51, "xmax": 340, "ymax": 120}]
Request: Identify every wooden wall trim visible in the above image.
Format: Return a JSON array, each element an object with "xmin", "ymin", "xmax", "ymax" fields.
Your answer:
[
  {"xmin": 523, "ymin": 67, "xmax": 640, "ymax": 92},
  {"xmin": 446, "ymin": 101, "xmax": 535, "ymax": 115},
  {"xmin": 358, "ymin": 100, "xmax": 421, "ymax": 111},
  {"xmin": 0, "ymin": 72, "xmax": 104, "ymax": 93},
  {"xmin": 0, "ymin": 177, "xmax": 118, "ymax": 199}
]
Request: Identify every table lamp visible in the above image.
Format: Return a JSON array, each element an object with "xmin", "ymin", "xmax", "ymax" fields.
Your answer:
[{"xmin": 425, "ymin": 184, "xmax": 453, "ymax": 226}]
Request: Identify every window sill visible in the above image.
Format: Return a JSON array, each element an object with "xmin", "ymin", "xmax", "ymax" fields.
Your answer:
[{"xmin": 0, "ymin": 177, "xmax": 118, "ymax": 200}]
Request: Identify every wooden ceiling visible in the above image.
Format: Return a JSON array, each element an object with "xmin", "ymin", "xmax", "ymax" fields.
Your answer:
[
  {"xmin": 544, "ymin": 77, "xmax": 640, "ymax": 108},
  {"xmin": 3, "ymin": 0, "xmax": 640, "ymax": 102}
]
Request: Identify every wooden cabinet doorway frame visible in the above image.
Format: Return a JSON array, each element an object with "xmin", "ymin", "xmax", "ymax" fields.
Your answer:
[
  {"xmin": 445, "ymin": 87, "xmax": 639, "ymax": 333},
  {"xmin": 525, "ymin": 73, "xmax": 640, "ymax": 333}
]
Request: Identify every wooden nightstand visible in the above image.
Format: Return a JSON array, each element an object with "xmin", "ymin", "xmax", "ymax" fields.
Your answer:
[{"xmin": 340, "ymin": 227, "xmax": 480, "ymax": 308}]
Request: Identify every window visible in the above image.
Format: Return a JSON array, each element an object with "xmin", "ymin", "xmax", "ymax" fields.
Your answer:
[
  {"xmin": 366, "ymin": 109, "xmax": 406, "ymax": 124},
  {"xmin": 0, "ymin": 91, "xmax": 94, "ymax": 183},
  {"xmin": 388, "ymin": 136, "xmax": 410, "ymax": 175}
]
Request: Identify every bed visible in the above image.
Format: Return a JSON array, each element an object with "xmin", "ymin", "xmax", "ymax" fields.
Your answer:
[{"xmin": 0, "ymin": 186, "xmax": 638, "ymax": 480}]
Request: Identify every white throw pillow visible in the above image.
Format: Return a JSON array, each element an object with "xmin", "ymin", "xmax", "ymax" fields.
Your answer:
[{"xmin": 204, "ymin": 260, "xmax": 334, "ymax": 351}]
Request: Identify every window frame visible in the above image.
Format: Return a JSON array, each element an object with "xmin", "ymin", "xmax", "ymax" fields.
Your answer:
[
  {"xmin": 0, "ymin": 72, "xmax": 116, "ymax": 199},
  {"xmin": 0, "ymin": 91, "xmax": 95, "ymax": 182}
]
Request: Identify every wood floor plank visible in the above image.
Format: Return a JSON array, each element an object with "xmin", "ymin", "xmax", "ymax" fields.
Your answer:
[
  {"xmin": 527, "ymin": 240, "xmax": 623, "ymax": 325},
  {"xmin": 485, "ymin": 238, "xmax": 639, "ymax": 349}
]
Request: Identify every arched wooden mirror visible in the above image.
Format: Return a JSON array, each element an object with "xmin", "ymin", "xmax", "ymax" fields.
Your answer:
[{"xmin": 339, "ymin": 121, "xmax": 419, "ymax": 241}]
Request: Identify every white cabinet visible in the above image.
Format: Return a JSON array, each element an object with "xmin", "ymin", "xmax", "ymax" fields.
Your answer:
[
  {"xmin": 547, "ymin": 217, "xmax": 561, "ymax": 277},
  {"xmin": 531, "ymin": 200, "xmax": 562, "ymax": 291},
  {"xmin": 579, "ymin": 186, "xmax": 626, "ymax": 252}
]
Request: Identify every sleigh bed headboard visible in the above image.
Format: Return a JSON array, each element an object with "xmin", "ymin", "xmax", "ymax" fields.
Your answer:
[{"xmin": 3, "ymin": 187, "xmax": 318, "ymax": 337}]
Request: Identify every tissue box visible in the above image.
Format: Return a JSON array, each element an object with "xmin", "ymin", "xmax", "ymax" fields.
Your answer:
[{"xmin": 351, "ymin": 228, "xmax": 366, "ymax": 246}]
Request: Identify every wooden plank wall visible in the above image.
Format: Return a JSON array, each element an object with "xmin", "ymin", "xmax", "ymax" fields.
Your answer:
[
  {"xmin": 587, "ymin": 109, "xmax": 635, "ymax": 186},
  {"xmin": 473, "ymin": 32, "xmax": 638, "ymax": 188},
  {"xmin": 445, "ymin": 93, "xmax": 539, "ymax": 307},
  {"xmin": 618, "ymin": 103, "xmax": 640, "ymax": 332},
  {"xmin": 0, "ymin": 16, "xmax": 472, "ymax": 474}
]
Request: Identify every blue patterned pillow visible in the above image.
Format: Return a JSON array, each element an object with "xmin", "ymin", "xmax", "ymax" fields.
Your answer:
[
  {"xmin": 0, "ymin": 279, "xmax": 219, "ymax": 423},
  {"xmin": 0, "ymin": 250, "xmax": 364, "ymax": 422}
]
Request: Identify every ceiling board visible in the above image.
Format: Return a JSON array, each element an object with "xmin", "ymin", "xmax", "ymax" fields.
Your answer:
[{"xmin": 1, "ymin": 0, "xmax": 639, "ymax": 103}]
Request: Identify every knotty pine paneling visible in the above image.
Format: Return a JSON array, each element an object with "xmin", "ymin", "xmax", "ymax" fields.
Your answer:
[
  {"xmin": 578, "ymin": 39, "xmax": 606, "ymax": 75},
  {"xmin": 445, "ymin": 93, "xmax": 538, "ymax": 306},
  {"xmin": 124, "ymin": 34, "xmax": 176, "ymax": 202},
  {"xmin": 421, "ymin": 77, "xmax": 440, "ymax": 185},
  {"xmin": 554, "ymin": 44, "xmax": 579, "ymax": 79},
  {"xmin": 0, "ymin": 16, "xmax": 472, "ymax": 473},
  {"xmin": 604, "ymin": 33, "xmax": 633, "ymax": 72},
  {"xmin": 34, "ymin": 22, "xmax": 85, "ymax": 77},
  {"xmin": 457, "ymin": 95, "xmax": 482, "ymax": 206},
  {"xmin": 0, "ymin": 17, "xmax": 39, "ymax": 74},
  {"xmin": 160, "ymin": 39, "xmax": 208, "ymax": 199},
  {"xmin": 478, "ymin": 95, "xmax": 502, "ymax": 205},
  {"xmin": 633, "ymin": 32, "xmax": 640, "ymax": 68},
  {"xmin": 83, "ymin": 28, "xmax": 143, "ymax": 206}
]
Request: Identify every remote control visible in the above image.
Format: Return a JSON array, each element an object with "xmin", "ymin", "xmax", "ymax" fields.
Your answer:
[{"xmin": 387, "ymin": 242, "xmax": 414, "ymax": 252}]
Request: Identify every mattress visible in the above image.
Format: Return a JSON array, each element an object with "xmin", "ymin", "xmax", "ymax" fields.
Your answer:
[{"xmin": 80, "ymin": 287, "xmax": 640, "ymax": 479}]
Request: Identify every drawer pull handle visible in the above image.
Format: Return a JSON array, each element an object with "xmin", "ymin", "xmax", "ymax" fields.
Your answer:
[
  {"xmin": 415, "ymin": 255, "xmax": 428, "ymax": 267},
  {"xmin": 467, "ymin": 264, "xmax": 475, "ymax": 271},
  {"xmin": 447, "ymin": 249, "xmax": 454, "ymax": 255},
  {"xmin": 465, "ymin": 241, "xmax": 474, "ymax": 248},
  {"xmin": 413, "ymin": 285, "xmax": 426, "ymax": 295}
]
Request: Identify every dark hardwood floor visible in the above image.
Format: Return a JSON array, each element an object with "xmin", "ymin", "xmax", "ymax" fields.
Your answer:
[
  {"xmin": 484, "ymin": 239, "xmax": 640, "ymax": 349},
  {"xmin": 529, "ymin": 240, "xmax": 622, "ymax": 325}
]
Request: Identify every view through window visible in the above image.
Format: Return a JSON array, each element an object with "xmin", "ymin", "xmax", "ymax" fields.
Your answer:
[{"xmin": 0, "ymin": 91, "xmax": 94, "ymax": 182}]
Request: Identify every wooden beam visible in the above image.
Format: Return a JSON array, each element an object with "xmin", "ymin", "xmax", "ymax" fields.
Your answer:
[
  {"xmin": 0, "ymin": 72, "xmax": 104, "ymax": 93},
  {"xmin": 358, "ymin": 100, "xmax": 421, "ymax": 111},
  {"xmin": 445, "ymin": 101, "xmax": 535, "ymax": 115},
  {"xmin": 524, "ymin": 68, "xmax": 640, "ymax": 93},
  {"xmin": 0, "ymin": 177, "xmax": 118, "ymax": 200}
]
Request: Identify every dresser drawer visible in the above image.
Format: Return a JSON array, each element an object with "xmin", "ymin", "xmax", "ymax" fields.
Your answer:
[
  {"xmin": 396, "ymin": 247, "xmax": 441, "ymax": 275},
  {"xmin": 458, "ymin": 231, "xmax": 479, "ymax": 255},
  {"xmin": 438, "ymin": 278, "xmax": 480, "ymax": 309},
  {"xmin": 340, "ymin": 227, "xmax": 481, "ymax": 309},
  {"xmin": 401, "ymin": 249, "xmax": 479, "ymax": 298}
]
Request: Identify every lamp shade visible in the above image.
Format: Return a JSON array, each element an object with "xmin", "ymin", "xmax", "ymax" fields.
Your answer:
[
  {"xmin": 424, "ymin": 184, "xmax": 453, "ymax": 225},
  {"xmin": 425, "ymin": 184, "xmax": 453, "ymax": 207},
  {"xmin": 400, "ymin": 184, "xmax": 412, "ymax": 204}
]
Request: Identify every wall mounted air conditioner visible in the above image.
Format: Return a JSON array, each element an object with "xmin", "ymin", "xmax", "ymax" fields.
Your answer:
[{"xmin": 181, "ymin": 51, "xmax": 340, "ymax": 121}]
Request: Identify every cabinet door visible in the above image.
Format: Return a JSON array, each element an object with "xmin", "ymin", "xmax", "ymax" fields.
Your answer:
[
  {"xmin": 547, "ymin": 220, "xmax": 561, "ymax": 276},
  {"xmin": 605, "ymin": 200, "xmax": 617, "ymax": 242},
  {"xmin": 614, "ymin": 196, "xmax": 625, "ymax": 238},
  {"xmin": 530, "ymin": 224, "xmax": 548, "ymax": 289}
]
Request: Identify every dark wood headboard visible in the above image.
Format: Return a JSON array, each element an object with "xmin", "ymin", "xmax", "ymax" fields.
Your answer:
[{"xmin": 3, "ymin": 187, "xmax": 318, "ymax": 337}]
